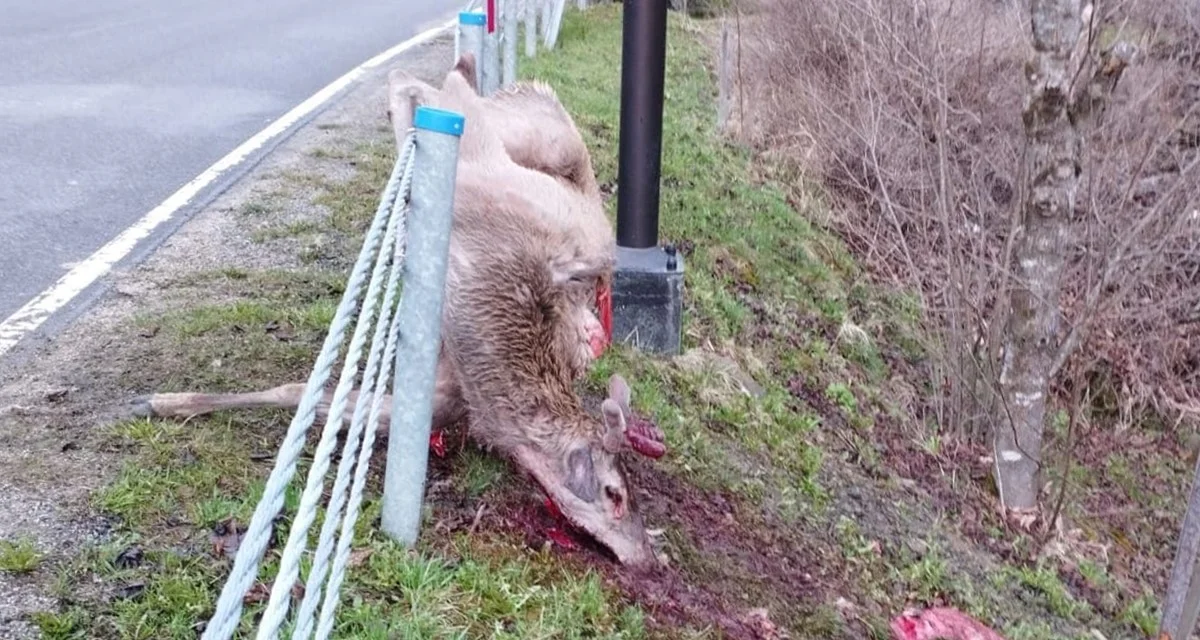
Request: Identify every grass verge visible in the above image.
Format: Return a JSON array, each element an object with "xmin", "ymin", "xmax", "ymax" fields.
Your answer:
[
  {"xmin": 25, "ymin": 5, "xmax": 1162, "ymax": 640},
  {"xmin": 0, "ymin": 538, "xmax": 42, "ymax": 575}
]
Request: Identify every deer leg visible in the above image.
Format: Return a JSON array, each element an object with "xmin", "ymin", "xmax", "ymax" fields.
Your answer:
[
  {"xmin": 129, "ymin": 383, "xmax": 311, "ymax": 420},
  {"xmin": 131, "ymin": 355, "xmax": 470, "ymax": 437}
]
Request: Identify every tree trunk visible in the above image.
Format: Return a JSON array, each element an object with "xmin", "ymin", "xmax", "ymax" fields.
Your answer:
[
  {"xmin": 993, "ymin": 0, "xmax": 1085, "ymax": 515},
  {"xmin": 1160, "ymin": 453, "xmax": 1200, "ymax": 639}
]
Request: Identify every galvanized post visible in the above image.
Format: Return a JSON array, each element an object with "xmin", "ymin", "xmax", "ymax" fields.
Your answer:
[
  {"xmin": 502, "ymin": 0, "xmax": 518, "ymax": 87},
  {"xmin": 380, "ymin": 106, "xmax": 465, "ymax": 546},
  {"xmin": 539, "ymin": 0, "xmax": 550, "ymax": 44},
  {"xmin": 458, "ymin": 11, "xmax": 486, "ymax": 89},
  {"xmin": 525, "ymin": 0, "xmax": 537, "ymax": 58},
  {"xmin": 545, "ymin": 0, "xmax": 565, "ymax": 49},
  {"xmin": 481, "ymin": 1, "xmax": 501, "ymax": 95}
]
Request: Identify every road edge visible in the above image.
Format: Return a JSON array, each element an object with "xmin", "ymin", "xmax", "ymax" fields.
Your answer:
[{"xmin": 0, "ymin": 9, "xmax": 467, "ymax": 367}]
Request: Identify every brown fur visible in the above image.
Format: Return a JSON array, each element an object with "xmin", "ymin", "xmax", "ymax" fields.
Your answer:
[
  {"xmin": 387, "ymin": 54, "xmax": 612, "ymax": 282},
  {"xmin": 133, "ymin": 58, "xmax": 661, "ymax": 568},
  {"xmin": 485, "ymin": 80, "xmax": 602, "ymax": 199},
  {"xmin": 390, "ymin": 62, "xmax": 656, "ymax": 565}
]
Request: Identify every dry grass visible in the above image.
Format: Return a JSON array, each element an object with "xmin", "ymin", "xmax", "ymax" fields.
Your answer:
[{"xmin": 726, "ymin": 0, "xmax": 1200, "ymax": 439}]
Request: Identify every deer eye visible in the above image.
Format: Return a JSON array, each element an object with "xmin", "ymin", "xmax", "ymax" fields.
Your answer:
[{"xmin": 605, "ymin": 485, "xmax": 625, "ymax": 518}]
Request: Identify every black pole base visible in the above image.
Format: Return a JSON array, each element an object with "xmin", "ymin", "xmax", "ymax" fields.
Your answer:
[{"xmin": 611, "ymin": 245, "xmax": 684, "ymax": 355}]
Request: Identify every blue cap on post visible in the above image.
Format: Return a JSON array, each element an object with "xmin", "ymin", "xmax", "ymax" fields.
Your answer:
[
  {"xmin": 413, "ymin": 106, "xmax": 465, "ymax": 137},
  {"xmin": 458, "ymin": 11, "xmax": 487, "ymax": 25}
]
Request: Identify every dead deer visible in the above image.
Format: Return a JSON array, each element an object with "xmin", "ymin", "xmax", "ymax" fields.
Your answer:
[
  {"xmin": 397, "ymin": 58, "xmax": 666, "ymax": 564},
  {"xmin": 430, "ymin": 52, "xmax": 602, "ymax": 201},
  {"xmin": 388, "ymin": 52, "xmax": 601, "ymax": 201},
  {"xmin": 132, "ymin": 59, "xmax": 667, "ymax": 567},
  {"xmin": 387, "ymin": 53, "xmax": 616, "ymax": 352}
]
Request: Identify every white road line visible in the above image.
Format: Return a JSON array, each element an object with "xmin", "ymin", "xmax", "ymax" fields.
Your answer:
[{"xmin": 0, "ymin": 15, "xmax": 457, "ymax": 360}]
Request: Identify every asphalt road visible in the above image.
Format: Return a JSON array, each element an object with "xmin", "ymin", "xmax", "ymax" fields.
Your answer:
[{"xmin": 0, "ymin": 0, "xmax": 458, "ymax": 323}]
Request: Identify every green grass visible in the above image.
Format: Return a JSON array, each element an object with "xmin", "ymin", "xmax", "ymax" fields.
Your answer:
[
  {"xmin": 311, "ymin": 141, "xmax": 397, "ymax": 233},
  {"xmin": 28, "ymin": 4, "xmax": 1167, "ymax": 640},
  {"xmin": 522, "ymin": 7, "xmax": 1160, "ymax": 640},
  {"xmin": 0, "ymin": 537, "xmax": 43, "ymax": 574},
  {"xmin": 36, "ymin": 9, "xmax": 665, "ymax": 637},
  {"xmin": 524, "ymin": 7, "xmax": 851, "ymax": 515}
]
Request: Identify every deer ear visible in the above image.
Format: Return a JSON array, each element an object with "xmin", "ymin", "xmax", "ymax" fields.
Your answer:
[
  {"xmin": 600, "ymin": 398, "xmax": 627, "ymax": 453},
  {"xmin": 549, "ymin": 256, "xmax": 608, "ymax": 288},
  {"xmin": 453, "ymin": 52, "xmax": 479, "ymax": 93},
  {"xmin": 607, "ymin": 374, "xmax": 632, "ymax": 415},
  {"xmin": 565, "ymin": 446, "xmax": 599, "ymax": 502},
  {"xmin": 386, "ymin": 73, "xmax": 427, "ymax": 136}
]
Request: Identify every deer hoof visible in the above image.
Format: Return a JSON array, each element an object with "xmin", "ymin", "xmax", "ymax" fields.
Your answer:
[{"xmin": 128, "ymin": 396, "xmax": 157, "ymax": 418}]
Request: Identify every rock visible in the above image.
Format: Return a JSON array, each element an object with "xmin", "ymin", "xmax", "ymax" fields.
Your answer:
[{"xmin": 673, "ymin": 348, "xmax": 766, "ymax": 405}]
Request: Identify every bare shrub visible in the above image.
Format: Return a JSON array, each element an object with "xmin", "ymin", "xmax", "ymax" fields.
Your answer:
[{"xmin": 729, "ymin": 0, "xmax": 1200, "ymax": 440}]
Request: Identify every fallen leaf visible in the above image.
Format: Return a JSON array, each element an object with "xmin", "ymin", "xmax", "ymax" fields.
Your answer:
[
  {"xmin": 743, "ymin": 607, "xmax": 790, "ymax": 640},
  {"xmin": 1007, "ymin": 507, "xmax": 1039, "ymax": 531},
  {"xmin": 243, "ymin": 582, "xmax": 271, "ymax": 604},
  {"xmin": 348, "ymin": 547, "xmax": 374, "ymax": 568},
  {"xmin": 116, "ymin": 582, "xmax": 146, "ymax": 600},
  {"xmin": 264, "ymin": 320, "xmax": 296, "ymax": 342},
  {"xmin": 115, "ymin": 545, "xmax": 144, "ymax": 568},
  {"xmin": 211, "ymin": 519, "xmax": 244, "ymax": 559},
  {"xmin": 468, "ymin": 503, "xmax": 487, "ymax": 535}
]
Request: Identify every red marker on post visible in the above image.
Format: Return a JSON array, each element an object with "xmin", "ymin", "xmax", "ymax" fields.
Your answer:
[{"xmin": 487, "ymin": 0, "xmax": 496, "ymax": 33}]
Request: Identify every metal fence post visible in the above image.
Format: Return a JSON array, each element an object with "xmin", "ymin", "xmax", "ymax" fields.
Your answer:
[
  {"xmin": 525, "ymin": 0, "xmax": 537, "ymax": 58},
  {"xmin": 545, "ymin": 0, "xmax": 565, "ymax": 49},
  {"xmin": 502, "ymin": 0, "xmax": 518, "ymax": 87},
  {"xmin": 717, "ymin": 19, "xmax": 731, "ymax": 133},
  {"xmin": 481, "ymin": 2, "xmax": 501, "ymax": 95},
  {"xmin": 539, "ymin": 0, "xmax": 550, "ymax": 45},
  {"xmin": 458, "ymin": 11, "xmax": 486, "ymax": 89},
  {"xmin": 380, "ymin": 106, "xmax": 464, "ymax": 546}
]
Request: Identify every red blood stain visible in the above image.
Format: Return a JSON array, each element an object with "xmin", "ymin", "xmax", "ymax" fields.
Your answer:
[
  {"xmin": 429, "ymin": 431, "xmax": 446, "ymax": 458},
  {"xmin": 596, "ymin": 280, "xmax": 613, "ymax": 346},
  {"xmin": 546, "ymin": 528, "xmax": 579, "ymax": 550},
  {"xmin": 543, "ymin": 496, "xmax": 565, "ymax": 520}
]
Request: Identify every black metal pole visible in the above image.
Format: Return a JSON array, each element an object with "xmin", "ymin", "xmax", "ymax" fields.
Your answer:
[{"xmin": 615, "ymin": 0, "xmax": 669, "ymax": 249}]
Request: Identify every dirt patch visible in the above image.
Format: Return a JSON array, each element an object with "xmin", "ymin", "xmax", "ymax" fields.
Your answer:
[
  {"xmin": 380, "ymin": 402, "xmax": 830, "ymax": 639},
  {"xmin": 612, "ymin": 464, "xmax": 831, "ymax": 639}
]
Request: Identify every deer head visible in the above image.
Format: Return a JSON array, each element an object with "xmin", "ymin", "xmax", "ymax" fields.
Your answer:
[{"xmin": 512, "ymin": 374, "xmax": 666, "ymax": 568}]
